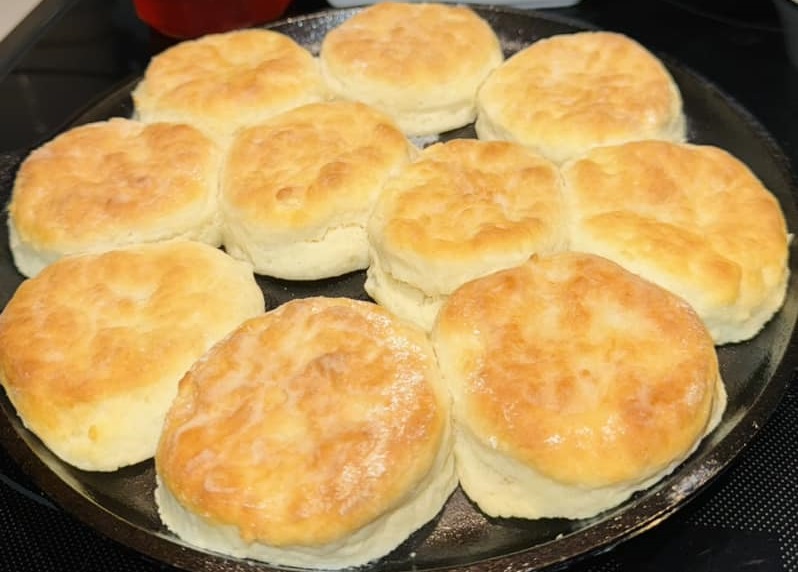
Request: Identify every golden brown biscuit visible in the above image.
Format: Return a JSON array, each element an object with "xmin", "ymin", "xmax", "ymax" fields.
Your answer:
[
  {"xmin": 132, "ymin": 29, "xmax": 328, "ymax": 141},
  {"xmin": 155, "ymin": 297, "xmax": 455, "ymax": 569},
  {"xmin": 366, "ymin": 138, "xmax": 566, "ymax": 330},
  {"xmin": 8, "ymin": 118, "xmax": 222, "ymax": 278},
  {"xmin": 476, "ymin": 31, "xmax": 686, "ymax": 163},
  {"xmin": 561, "ymin": 140, "xmax": 790, "ymax": 344},
  {"xmin": 431, "ymin": 252, "xmax": 727, "ymax": 519},
  {"xmin": 0, "ymin": 241, "xmax": 265, "ymax": 472},
  {"xmin": 319, "ymin": 2, "xmax": 503, "ymax": 136},
  {"xmin": 221, "ymin": 101, "xmax": 415, "ymax": 279}
]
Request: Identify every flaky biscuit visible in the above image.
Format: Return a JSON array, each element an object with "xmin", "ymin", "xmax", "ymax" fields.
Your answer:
[
  {"xmin": 432, "ymin": 252, "xmax": 726, "ymax": 520},
  {"xmin": 132, "ymin": 29, "xmax": 328, "ymax": 141},
  {"xmin": 476, "ymin": 31, "xmax": 686, "ymax": 163},
  {"xmin": 561, "ymin": 140, "xmax": 790, "ymax": 344},
  {"xmin": 319, "ymin": 2, "xmax": 503, "ymax": 136},
  {"xmin": 155, "ymin": 297, "xmax": 455, "ymax": 569},
  {"xmin": 366, "ymin": 138, "xmax": 566, "ymax": 330},
  {"xmin": 221, "ymin": 101, "xmax": 415, "ymax": 280},
  {"xmin": 0, "ymin": 241, "xmax": 264, "ymax": 471},
  {"xmin": 8, "ymin": 118, "xmax": 222, "ymax": 277}
]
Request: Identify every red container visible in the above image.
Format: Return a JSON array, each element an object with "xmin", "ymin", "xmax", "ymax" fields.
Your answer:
[{"xmin": 132, "ymin": 0, "xmax": 294, "ymax": 39}]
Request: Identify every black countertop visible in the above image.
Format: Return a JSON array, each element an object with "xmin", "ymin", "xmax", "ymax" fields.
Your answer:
[{"xmin": 1, "ymin": 1, "xmax": 797, "ymax": 571}]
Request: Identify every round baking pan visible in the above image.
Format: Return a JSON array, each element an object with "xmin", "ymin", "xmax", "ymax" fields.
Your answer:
[{"xmin": 0, "ymin": 6, "xmax": 796, "ymax": 572}]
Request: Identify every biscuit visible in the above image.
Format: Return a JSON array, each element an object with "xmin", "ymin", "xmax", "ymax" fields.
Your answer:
[
  {"xmin": 561, "ymin": 140, "xmax": 790, "ymax": 344},
  {"xmin": 221, "ymin": 101, "xmax": 415, "ymax": 280},
  {"xmin": 366, "ymin": 138, "xmax": 566, "ymax": 330},
  {"xmin": 132, "ymin": 29, "xmax": 328, "ymax": 141},
  {"xmin": 8, "ymin": 118, "xmax": 222, "ymax": 278},
  {"xmin": 476, "ymin": 31, "xmax": 686, "ymax": 163},
  {"xmin": 0, "ymin": 241, "xmax": 265, "ymax": 471},
  {"xmin": 319, "ymin": 2, "xmax": 503, "ymax": 136},
  {"xmin": 431, "ymin": 252, "xmax": 727, "ymax": 520},
  {"xmin": 155, "ymin": 297, "xmax": 455, "ymax": 569}
]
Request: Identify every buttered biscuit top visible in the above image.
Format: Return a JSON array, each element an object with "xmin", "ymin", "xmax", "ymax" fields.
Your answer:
[
  {"xmin": 0, "ymin": 241, "xmax": 264, "ymax": 472},
  {"xmin": 432, "ymin": 252, "xmax": 726, "ymax": 519},
  {"xmin": 366, "ymin": 138, "xmax": 566, "ymax": 330},
  {"xmin": 320, "ymin": 2, "xmax": 503, "ymax": 135},
  {"xmin": 562, "ymin": 140, "xmax": 790, "ymax": 344},
  {"xmin": 155, "ymin": 297, "xmax": 456, "ymax": 569},
  {"xmin": 221, "ymin": 100, "xmax": 415, "ymax": 280},
  {"xmin": 476, "ymin": 31, "xmax": 686, "ymax": 163},
  {"xmin": 8, "ymin": 118, "xmax": 222, "ymax": 277},
  {"xmin": 132, "ymin": 29, "xmax": 328, "ymax": 140}
]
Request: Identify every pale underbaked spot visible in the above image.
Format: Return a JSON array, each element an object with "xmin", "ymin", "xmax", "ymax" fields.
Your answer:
[
  {"xmin": 156, "ymin": 297, "xmax": 456, "ymax": 568},
  {"xmin": 7, "ymin": 118, "xmax": 223, "ymax": 278},
  {"xmin": 431, "ymin": 252, "xmax": 727, "ymax": 519},
  {"xmin": 476, "ymin": 31, "xmax": 686, "ymax": 163},
  {"xmin": 319, "ymin": 2, "xmax": 504, "ymax": 135},
  {"xmin": 224, "ymin": 223, "xmax": 370, "ymax": 280},
  {"xmin": 364, "ymin": 255, "xmax": 445, "ymax": 332}
]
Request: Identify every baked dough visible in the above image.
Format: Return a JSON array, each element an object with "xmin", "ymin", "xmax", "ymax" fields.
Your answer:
[
  {"xmin": 476, "ymin": 31, "xmax": 686, "ymax": 163},
  {"xmin": 221, "ymin": 100, "xmax": 415, "ymax": 279},
  {"xmin": 366, "ymin": 138, "xmax": 566, "ymax": 330},
  {"xmin": 156, "ymin": 297, "xmax": 455, "ymax": 569},
  {"xmin": 8, "ymin": 118, "xmax": 222, "ymax": 277},
  {"xmin": 0, "ymin": 241, "xmax": 264, "ymax": 471},
  {"xmin": 132, "ymin": 29, "xmax": 328, "ymax": 141},
  {"xmin": 319, "ymin": 2, "xmax": 503, "ymax": 136},
  {"xmin": 431, "ymin": 252, "xmax": 727, "ymax": 519},
  {"xmin": 561, "ymin": 140, "xmax": 790, "ymax": 344}
]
